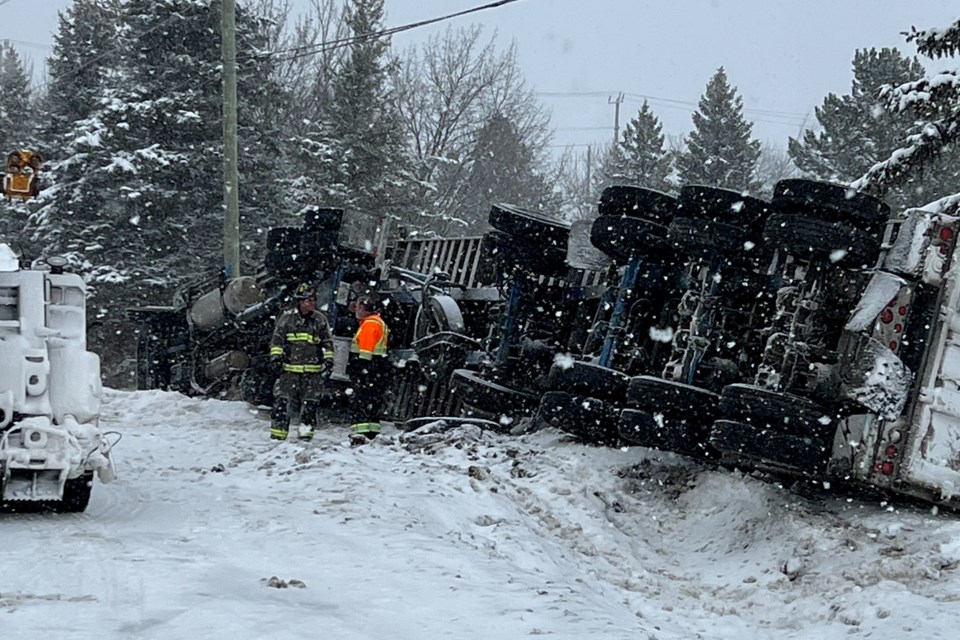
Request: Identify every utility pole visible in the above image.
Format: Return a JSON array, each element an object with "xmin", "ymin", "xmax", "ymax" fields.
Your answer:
[
  {"xmin": 585, "ymin": 144, "xmax": 592, "ymax": 199},
  {"xmin": 222, "ymin": 0, "xmax": 240, "ymax": 278},
  {"xmin": 608, "ymin": 92, "xmax": 625, "ymax": 146}
]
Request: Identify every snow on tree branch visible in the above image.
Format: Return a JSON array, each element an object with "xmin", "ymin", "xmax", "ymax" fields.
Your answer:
[{"xmin": 905, "ymin": 18, "xmax": 960, "ymax": 59}]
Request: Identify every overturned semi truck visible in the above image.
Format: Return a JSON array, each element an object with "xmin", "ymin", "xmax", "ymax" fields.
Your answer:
[{"xmin": 128, "ymin": 204, "xmax": 608, "ymax": 423}]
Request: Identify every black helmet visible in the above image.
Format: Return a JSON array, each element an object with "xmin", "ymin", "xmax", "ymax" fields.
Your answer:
[
  {"xmin": 355, "ymin": 294, "xmax": 381, "ymax": 313},
  {"xmin": 293, "ymin": 283, "xmax": 316, "ymax": 300}
]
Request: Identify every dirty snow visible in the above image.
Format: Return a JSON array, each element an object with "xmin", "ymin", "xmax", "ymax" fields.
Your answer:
[{"xmin": 2, "ymin": 389, "xmax": 960, "ymax": 639}]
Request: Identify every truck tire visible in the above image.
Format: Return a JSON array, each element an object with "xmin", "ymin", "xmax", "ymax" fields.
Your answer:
[
  {"xmin": 763, "ymin": 213, "xmax": 881, "ymax": 269},
  {"xmin": 544, "ymin": 361, "xmax": 629, "ymax": 401},
  {"xmin": 772, "ymin": 179, "xmax": 889, "ymax": 236},
  {"xmin": 53, "ymin": 472, "xmax": 94, "ymax": 513},
  {"xmin": 299, "ymin": 230, "xmax": 340, "ymax": 276},
  {"xmin": 666, "ymin": 217, "xmax": 748, "ymax": 254},
  {"xmin": 482, "ymin": 230, "xmax": 569, "ymax": 279},
  {"xmin": 136, "ymin": 327, "xmax": 166, "ymax": 390},
  {"xmin": 413, "ymin": 295, "xmax": 466, "ymax": 341},
  {"xmin": 676, "ymin": 185, "xmax": 770, "ymax": 231},
  {"xmin": 450, "ymin": 369, "xmax": 539, "ymax": 418},
  {"xmin": 625, "ymin": 376, "xmax": 720, "ymax": 420},
  {"xmin": 537, "ymin": 391, "xmax": 622, "ymax": 446},
  {"xmin": 718, "ymin": 384, "xmax": 835, "ymax": 438},
  {"xmin": 709, "ymin": 419, "xmax": 832, "ymax": 477},
  {"xmin": 598, "ymin": 185, "xmax": 676, "ymax": 224},
  {"xmin": 303, "ymin": 206, "xmax": 344, "ymax": 232},
  {"xmin": 618, "ymin": 408, "xmax": 717, "ymax": 460},
  {"xmin": 400, "ymin": 416, "xmax": 505, "ymax": 432},
  {"xmin": 590, "ymin": 215, "xmax": 670, "ymax": 264},
  {"xmin": 265, "ymin": 227, "xmax": 303, "ymax": 274},
  {"xmin": 488, "ymin": 203, "xmax": 570, "ymax": 250}
]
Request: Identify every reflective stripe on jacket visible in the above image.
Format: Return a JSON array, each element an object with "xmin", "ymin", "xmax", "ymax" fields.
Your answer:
[
  {"xmin": 270, "ymin": 309, "xmax": 335, "ymax": 372},
  {"xmin": 350, "ymin": 314, "xmax": 388, "ymax": 360}
]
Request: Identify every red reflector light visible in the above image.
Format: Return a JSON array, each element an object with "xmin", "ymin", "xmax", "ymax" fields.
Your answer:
[
  {"xmin": 898, "ymin": 306, "xmax": 907, "ymax": 316},
  {"xmin": 940, "ymin": 226, "xmax": 954, "ymax": 242},
  {"xmin": 881, "ymin": 461, "xmax": 895, "ymax": 475},
  {"xmin": 894, "ymin": 323, "xmax": 903, "ymax": 332},
  {"xmin": 890, "ymin": 341, "xmax": 898, "ymax": 350},
  {"xmin": 885, "ymin": 445, "xmax": 898, "ymax": 457},
  {"xmin": 880, "ymin": 309, "xmax": 894, "ymax": 323}
]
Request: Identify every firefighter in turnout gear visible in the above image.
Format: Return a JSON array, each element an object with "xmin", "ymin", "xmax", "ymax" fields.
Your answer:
[
  {"xmin": 269, "ymin": 283, "xmax": 335, "ymax": 440},
  {"xmin": 348, "ymin": 295, "xmax": 390, "ymax": 441}
]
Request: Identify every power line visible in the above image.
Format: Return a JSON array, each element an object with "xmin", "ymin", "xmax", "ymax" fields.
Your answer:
[
  {"xmin": 267, "ymin": 0, "xmax": 525, "ymax": 63},
  {"xmin": 1, "ymin": 38, "xmax": 51, "ymax": 50},
  {"xmin": 536, "ymin": 89, "xmax": 811, "ymax": 122}
]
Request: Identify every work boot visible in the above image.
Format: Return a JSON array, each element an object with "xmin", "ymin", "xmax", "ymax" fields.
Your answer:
[{"xmin": 270, "ymin": 402, "xmax": 289, "ymax": 441}]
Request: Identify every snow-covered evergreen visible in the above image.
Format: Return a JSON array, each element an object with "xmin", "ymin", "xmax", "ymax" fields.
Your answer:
[
  {"xmin": 856, "ymin": 18, "xmax": 960, "ymax": 204},
  {"xmin": 676, "ymin": 67, "xmax": 761, "ymax": 192},
  {"xmin": 790, "ymin": 47, "xmax": 959, "ymax": 211},
  {"xmin": 606, "ymin": 100, "xmax": 674, "ymax": 194}
]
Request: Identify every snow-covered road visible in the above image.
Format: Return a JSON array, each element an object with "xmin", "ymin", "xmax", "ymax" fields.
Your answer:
[{"xmin": 2, "ymin": 389, "xmax": 959, "ymax": 639}]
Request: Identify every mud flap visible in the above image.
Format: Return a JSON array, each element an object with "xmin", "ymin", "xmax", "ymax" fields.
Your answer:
[{"xmin": 841, "ymin": 334, "xmax": 910, "ymax": 420}]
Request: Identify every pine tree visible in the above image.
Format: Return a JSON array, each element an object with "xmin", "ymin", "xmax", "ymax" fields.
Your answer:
[
  {"xmin": 42, "ymin": 0, "xmax": 284, "ymax": 288},
  {"xmin": 788, "ymin": 48, "xmax": 956, "ymax": 210},
  {"xmin": 35, "ymin": 0, "xmax": 122, "ymax": 270},
  {"xmin": 858, "ymin": 19, "xmax": 960, "ymax": 198},
  {"xmin": 295, "ymin": 0, "xmax": 409, "ymax": 217},
  {"xmin": 606, "ymin": 100, "xmax": 673, "ymax": 193},
  {"xmin": 676, "ymin": 67, "xmax": 761, "ymax": 191},
  {"xmin": 0, "ymin": 42, "xmax": 37, "ymax": 248},
  {"xmin": 456, "ymin": 113, "xmax": 559, "ymax": 234},
  {"xmin": 0, "ymin": 42, "xmax": 32, "ymax": 152}
]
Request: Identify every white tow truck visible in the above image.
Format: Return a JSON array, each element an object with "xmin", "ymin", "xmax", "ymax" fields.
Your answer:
[{"xmin": 0, "ymin": 243, "xmax": 115, "ymax": 512}]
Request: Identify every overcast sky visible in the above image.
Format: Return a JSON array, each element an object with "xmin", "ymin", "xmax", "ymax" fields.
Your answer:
[{"xmin": 2, "ymin": 0, "xmax": 957, "ymax": 151}]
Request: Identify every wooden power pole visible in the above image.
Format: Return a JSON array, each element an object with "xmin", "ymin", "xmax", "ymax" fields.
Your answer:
[
  {"xmin": 608, "ymin": 92, "xmax": 625, "ymax": 146},
  {"xmin": 222, "ymin": 0, "xmax": 240, "ymax": 278}
]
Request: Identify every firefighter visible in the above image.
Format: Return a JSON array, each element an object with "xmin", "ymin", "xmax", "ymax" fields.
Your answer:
[
  {"xmin": 268, "ymin": 283, "xmax": 335, "ymax": 441},
  {"xmin": 347, "ymin": 295, "xmax": 390, "ymax": 441}
]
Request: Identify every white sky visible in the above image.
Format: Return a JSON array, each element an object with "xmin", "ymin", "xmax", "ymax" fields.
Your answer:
[
  {"xmin": 2, "ymin": 388, "xmax": 959, "ymax": 638},
  {"xmin": 1, "ymin": 1, "xmax": 957, "ymax": 151}
]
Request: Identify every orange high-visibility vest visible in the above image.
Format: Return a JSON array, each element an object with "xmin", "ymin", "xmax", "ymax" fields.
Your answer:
[{"xmin": 351, "ymin": 313, "xmax": 388, "ymax": 360}]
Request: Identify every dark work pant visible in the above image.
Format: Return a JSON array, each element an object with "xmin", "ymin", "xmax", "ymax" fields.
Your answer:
[
  {"xmin": 347, "ymin": 356, "xmax": 391, "ymax": 425},
  {"xmin": 272, "ymin": 372, "xmax": 323, "ymax": 432}
]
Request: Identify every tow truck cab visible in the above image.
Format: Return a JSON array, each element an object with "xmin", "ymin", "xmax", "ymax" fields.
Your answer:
[{"xmin": 0, "ymin": 244, "xmax": 114, "ymax": 512}]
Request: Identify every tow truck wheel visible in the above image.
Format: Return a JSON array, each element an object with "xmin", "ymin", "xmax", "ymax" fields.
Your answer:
[
  {"xmin": 709, "ymin": 419, "xmax": 832, "ymax": 477},
  {"xmin": 598, "ymin": 185, "xmax": 676, "ymax": 224},
  {"xmin": 537, "ymin": 391, "xmax": 622, "ymax": 446},
  {"xmin": 54, "ymin": 472, "xmax": 94, "ymax": 513},
  {"xmin": 763, "ymin": 213, "xmax": 881, "ymax": 269}
]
